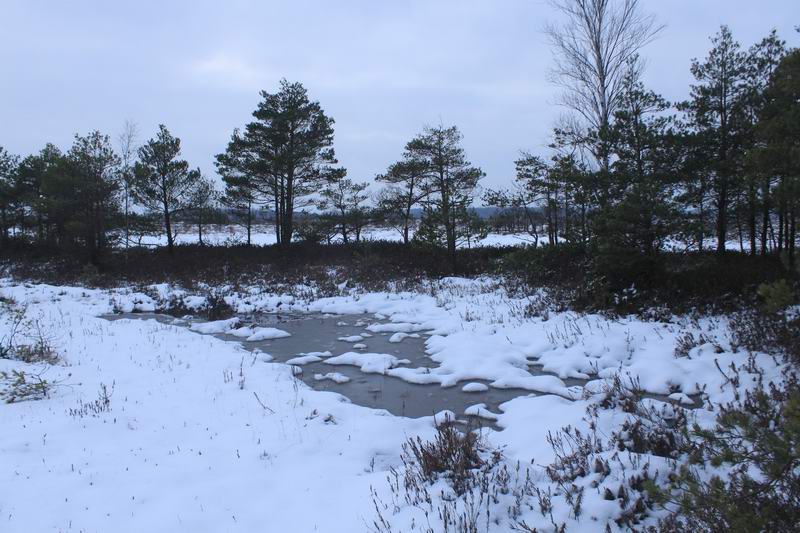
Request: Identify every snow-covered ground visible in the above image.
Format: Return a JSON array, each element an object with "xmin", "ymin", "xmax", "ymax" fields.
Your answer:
[
  {"xmin": 0, "ymin": 278, "xmax": 785, "ymax": 531},
  {"xmin": 130, "ymin": 223, "xmax": 756, "ymax": 253},
  {"xmin": 132, "ymin": 223, "xmax": 544, "ymax": 248}
]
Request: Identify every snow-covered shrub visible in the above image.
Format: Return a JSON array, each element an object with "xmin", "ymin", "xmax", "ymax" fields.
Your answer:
[
  {"xmin": 159, "ymin": 294, "xmax": 193, "ymax": 317},
  {"xmin": 535, "ymin": 376, "xmax": 696, "ymax": 529},
  {"xmin": 656, "ymin": 371, "xmax": 800, "ymax": 532},
  {"xmin": 201, "ymin": 291, "xmax": 234, "ymax": 320},
  {"xmin": 1, "ymin": 305, "xmax": 60, "ymax": 365},
  {"xmin": 673, "ymin": 331, "xmax": 722, "ymax": 359},
  {"xmin": 0, "ymin": 368, "xmax": 52, "ymax": 403},
  {"xmin": 371, "ymin": 423, "xmax": 538, "ymax": 533},
  {"xmin": 402, "ymin": 423, "xmax": 491, "ymax": 497},
  {"xmin": 729, "ymin": 309, "xmax": 800, "ymax": 363}
]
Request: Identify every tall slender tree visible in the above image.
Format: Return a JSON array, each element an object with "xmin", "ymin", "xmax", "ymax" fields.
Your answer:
[
  {"xmin": 317, "ymin": 178, "xmax": 369, "ymax": 244},
  {"xmin": 63, "ymin": 131, "xmax": 121, "ymax": 262},
  {"xmin": 187, "ymin": 173, "xmax": 218, "ymax": 246},
  {"xmin": 376, "ymin": 157, "xmax": 427, "ymax": 244},
  {"xmin": 0, "ymin": 147, "xmax": 19, "ymax": 248},
  {"xmin": 602, "ymin": 70, "xmax": 682, "ymax": 254},
  {"xmin": 133, "ymin": 125, "xmax": 199, "ymax": 254},
  {"xmin": 117, "ymin": 120, "xmax": 139, "ymax": 254},
  {"xmin": 683, "ymin": 26, "xmax": 750, "ymax": 254},
  {"xmin": 754, "ymin": 48, "xmax": 800, "ymax": 266},
  {"xmin": 742, "ymin": 32, "xmax": 787, "ymax": 256},
  {"xmin": 16, "ymin": 144, "xmax": 62, "ymax": 243},
  {"xmin": 545, "ymin": 0, "xmax": 663, "ymax": 173},
  {"xmin": 406, "ymin": 125, "xmax": 484, "ymax": 271}
]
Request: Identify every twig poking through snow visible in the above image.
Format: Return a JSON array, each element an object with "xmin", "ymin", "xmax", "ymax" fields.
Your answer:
[{"xmin": 253, "ymin": 391, "xmax": 274, "ymax": 414}]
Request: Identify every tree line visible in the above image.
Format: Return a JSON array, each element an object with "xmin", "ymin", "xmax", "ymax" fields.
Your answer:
[{"xmin": 0, "ymin": 6, "xmax": 798, "ymax": 272}]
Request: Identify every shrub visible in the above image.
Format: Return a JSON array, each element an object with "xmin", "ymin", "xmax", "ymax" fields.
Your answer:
[
  {"xmin": 658, "ymin": 373, "xmax": 800, "ymax": 533},
  {"xmin": 69, "ymin": 382, "xmax": 113, "ymax": 418},
  {"xmin": 730, "ymin": 310, "xmax": 800, "ymax": 364},
  {"xmin": 0, "ymin": 369, "xmax": 52, "ymax": 403},
  {"xmin": 402, "ymin": 422, "xmax": 488, "ymax": 496},
  {"xmin": 201, "ymin": 291, "xmax": 234, "ymax": 320},
  {"xmin": 757, "ymin": 279, "xmax": 796, "ymax": 314},
  {"xmin": 369, "ymin": 422, "xmax": 537, "ymax": 533}
]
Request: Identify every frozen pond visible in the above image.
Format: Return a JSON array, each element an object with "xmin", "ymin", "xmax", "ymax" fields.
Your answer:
[{"xmin": 107, "ymin": 311, "xmax": 587, "ymax": 426}]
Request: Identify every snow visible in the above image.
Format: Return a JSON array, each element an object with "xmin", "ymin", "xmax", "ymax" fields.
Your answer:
[
  {"xmin": 0, "ymin": 277, "xmax": 787, "ymax": 532},
  {"xmin": 285, "ymin": 354, "xmax": 323, "ymax": 365},
  {"xmin": 242, "ymin": 327, "xmax": 291, "ymax": 341},
  {"xmin": 337, "ymin": 335, "xmax": 364, "ymax": 342},
  {"xmin": 127, "ymin": 223, "xmax": 541, "ymax": 250},
  {"xmin": 324, "ymin": 351, "xmax": 410, "ymax": 374},
  {"xmin": 189, "ymin": 317, "xmax": 239, "ymax": 333},
  {"xmin": 462, "ymin": 382, "xmax": 489, "ymax": 392},
  {"xmin": 314, "ymin": 372, "xmax": 351, "ymax": 384},
  {"xmin": 464, "ymin": 403, "xmax": 499, "ymax": 420},
  {"xmin": 192, "ymin": 319, "xmax": 290, "ymax": 341},
  {"xmin": 388, "ymin": 331, "xmax": 420, "ymax": 343},
  {"xmin": 0, "ymin": 283, "xmax": 452, "ymax": 532}
]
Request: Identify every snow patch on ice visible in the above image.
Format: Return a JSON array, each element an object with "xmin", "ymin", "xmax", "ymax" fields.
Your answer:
[
  {"xmin": 314, "ymin": 372, "xmax": 351, "ymax": 384},
  {"xmin": 388, "ymin": 332, "xmax": 420, "ymax": 343},
  {"xmin": 324, "ymin": 352, "xmax": 410, "ymax": 374}
]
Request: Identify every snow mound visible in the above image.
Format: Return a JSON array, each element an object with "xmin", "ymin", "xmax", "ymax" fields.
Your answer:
[
  {"xmin": 366, "ymin": 322, "xmax": 424, "ymax": 334},
  {"xmin": 324, "ymin": 352, "xmax": 410, "ymax": 374},
  {"xmin": 462, "ymin": 382, "xmax": 489, "ymax": 392},
  {"xmin": 244, "ymin": 327, "xmax": 291, "ymax": 341},
  {"xmin": 337, "ymin": 335, "xmax": 364, "ymax": 343},
  {"xmin": 286, "ymin": 354, "xmax": 323, "ymax": 365},
  {"xmin": 190, "ymin": 317, "xmax": 239, "ymax": 334},
  {"xmin": 464, "ymin": 403, "xmax": 499, "ymax": 420},
  {"xmin": 314, "ymin": 372, "xmax": 351, "ymax": 384},
  {"xmin": 389, "ymin": 332, "xmax": 420, "ymax": 343}
]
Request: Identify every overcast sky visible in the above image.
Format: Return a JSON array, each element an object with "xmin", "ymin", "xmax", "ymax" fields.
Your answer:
[{"xmin": 1, "ymin": 1, "xmax": 798, "ymax": 192}]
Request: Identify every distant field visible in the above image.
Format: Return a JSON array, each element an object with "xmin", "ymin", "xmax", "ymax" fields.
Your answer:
[{"xmin": 129, "ymin": 223, "xmax": 545, "ymax": 248}]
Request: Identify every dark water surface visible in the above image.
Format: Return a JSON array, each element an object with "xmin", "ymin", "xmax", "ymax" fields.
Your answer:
[{"xmin": 106, "ymin": 311, "xmax": 582, "ymax": 425}]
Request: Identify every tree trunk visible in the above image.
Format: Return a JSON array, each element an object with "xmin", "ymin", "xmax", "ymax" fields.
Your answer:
[
  {"xmin": 761, "ymin": 178, "xmax": 770, "ymax": 256},
  {"xmin": 748, "ymin": 181, "xmax": 757, "ymax": 256},
  {"xmin": 0, "ymin": 207, "xmax": 8, "ymax": 248},
  {"xmin": 716, "ymin": 184, "xmax": 727, "ymax": 255},
  {"xmin": 164, "ymin": 203, "xmax": 174, "ymax": 255},
  {"xmin": 789, "ymin": 203, "xmax": 796, "ymax": 268},
  {"xmin": 246, "ymin": 203, "xmax": 252, "ymax": 246}
]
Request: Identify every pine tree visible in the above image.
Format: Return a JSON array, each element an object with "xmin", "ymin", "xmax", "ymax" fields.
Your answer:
[
  {"xmin": 133, "ymin": 125, "xmax": 199, "ymax": 254},
  {"xmin": 600, "ymin": 68, "xmax": 682, "ymax": 255},
  {"xmin": 187, "ymin": 173, "xmax": 218, "ymax": 246},
  {"xmin": 317, "ymin": 178, "xmax": 369, "ymax": 243},
  {"xmin": 0, "ymin": 147, "xmax": 19, "ymax": 248},
  {"xmin": 376, "ymin": 158, "xmax": 427, "ymax": 244},
  {"xmin": 405, "ymin": 125, "xmax": 484, "ymax": 271},
  {"xmin": 683, "ymin": 26, "xmax": 751, "ymax": 254},
  {"xmin": 753, "ymin": 48, "xmax": 800, "ymax": 266},
  {"xmin": 216, "ymin": 80, "xmax": 344, "ymax": 246},
  {"xmin": 62, "ymin": 131, "xmax": 121, "ymax": 262}
]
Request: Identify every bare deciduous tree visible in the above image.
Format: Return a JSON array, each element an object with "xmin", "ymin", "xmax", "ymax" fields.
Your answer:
[
  {"xmin": 117, "ymin": 120, "xmax": 139, "ymax": 255},
  {"xmin": 545, "ymin": 0, "xmax": 663, "ymax": 170}
]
